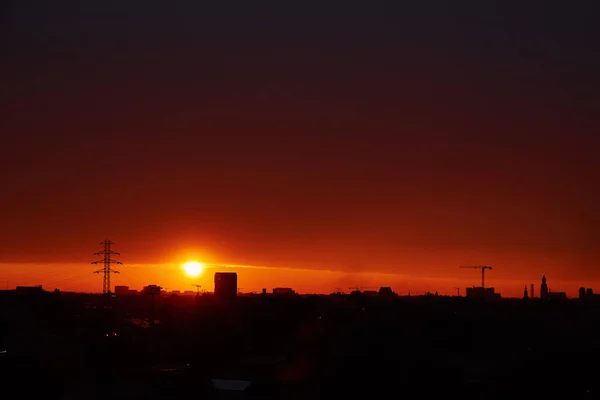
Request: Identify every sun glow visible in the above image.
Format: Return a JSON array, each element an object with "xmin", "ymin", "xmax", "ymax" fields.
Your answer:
[{"xmin": 182, "ymin": 261, "xmax": 204, "ymax": 277}]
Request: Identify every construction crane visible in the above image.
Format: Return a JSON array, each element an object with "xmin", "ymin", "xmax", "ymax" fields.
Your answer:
[
  {"xmin": 459, "ymin": 265, "xmax": 492, "ymax": 288},
  {"xmin": 191, "ymin": 284, "xmax": 201, "ymax": 295}
]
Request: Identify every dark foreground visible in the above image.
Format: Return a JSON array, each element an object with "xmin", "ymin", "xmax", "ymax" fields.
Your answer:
[{"xmin": 1, "ymin": 291, "xmax": 599, "ymax": 399}]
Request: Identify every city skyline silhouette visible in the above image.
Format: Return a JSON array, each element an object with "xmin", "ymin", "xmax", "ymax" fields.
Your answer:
[{"xmin": 2, "ymin": 239, "xmax": 596, "ymax": 298}]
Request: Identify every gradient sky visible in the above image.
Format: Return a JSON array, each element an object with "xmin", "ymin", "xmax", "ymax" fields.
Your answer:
[{"xmin": 1, "ymin": 2, "xmax": 599, "ymax": 297}]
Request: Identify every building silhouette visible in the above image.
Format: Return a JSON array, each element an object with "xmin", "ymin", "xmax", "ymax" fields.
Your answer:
[
  {"xmin": 214, "ymin": 272, "xmax": 237, "ymax": 299},
  {"xmin": 530, "ymin": 284, "xmax": 534, "ymax": 298},
  {"xmin": 273, "ymin": 287, "xmax": 295, "ymax": 295},
  {"xmin": 540, "ymin": 275, "xmax": 567, "ymax": 299},
  {"xmin": 466, "ymin": 286, "xmax": 501, "ymax": 300},
  {"xmin": 548, "ymin": 291, "xmax": 567, "ymax": 299},
  {"xmin": 115, "ymin": 285, "xmax": 137, "ymax": 296},
  {"xmin": 15, "ymin": 285, "xmax": 44, "ymax": 295},
  {"xmin": 378, "ymin": 287, "xmax": 395, "ymax": 297},
  {"xmin": 362, "ymin": 290, "xmax": 379, "ymax": 296},
  {"xmin": 579, "ymin": 287, "xmax": 600, "ymax": 300}
]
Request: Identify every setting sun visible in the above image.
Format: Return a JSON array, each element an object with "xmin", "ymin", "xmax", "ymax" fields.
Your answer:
[{"xmin": 182, "ymin": 261, "xmax": 204, "ymax": 277}]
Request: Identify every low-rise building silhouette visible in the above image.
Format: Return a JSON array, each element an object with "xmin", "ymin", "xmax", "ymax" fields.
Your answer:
[
  {"xmin": 15, "ymin": 285, "xmax": 44, "ymax": 295},
  {"xmin": 579, "ymin": 287, "xmax": 600, "ymax": 300},
  {"xmin": 273, "ymin": 287, "xmax": 295, "ymax": 295},
  {"xmin": 362, "ymin": 290, "xmax": 379, "ymax": 296},
  {"xmin": 466, "ymin": 286, "xmax": 501, "ymax": 300},
  {"xmin": 540, "ymin": 276, "xmax": 567, "ymax": 299},
  {"xmin": 547, "ymin": 292, "xmax": 567, "ymax": 299},
  {"xmin": 115, "ymin": 285, "xmax": 137, "ymax": 296},
  {"xmin": 378, "ymin": 286, "xmax": 395, "ymax": 297}
]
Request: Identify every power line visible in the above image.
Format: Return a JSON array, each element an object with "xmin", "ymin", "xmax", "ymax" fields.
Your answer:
[{"xmin": 92, "ymin": 240, "xmax": 122, "ymax": 294}]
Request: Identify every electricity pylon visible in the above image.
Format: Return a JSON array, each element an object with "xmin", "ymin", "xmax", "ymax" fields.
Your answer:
[{"xmin": 92, "ymin": 240, "xmax": 121, "ymax": 294}]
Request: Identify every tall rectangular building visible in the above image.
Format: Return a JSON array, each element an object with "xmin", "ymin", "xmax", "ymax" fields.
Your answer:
[{"xmin": 214, "ymin": 272, "xmax": 237, "ymax": 298}]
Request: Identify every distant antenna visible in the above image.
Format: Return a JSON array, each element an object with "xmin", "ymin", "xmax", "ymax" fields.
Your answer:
[{"xmin": 92, "ymin": 240, "xmax": 122, "ymax": 294}]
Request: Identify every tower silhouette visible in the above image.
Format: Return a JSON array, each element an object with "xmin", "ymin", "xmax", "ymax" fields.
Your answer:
[
  {"xmin": 92, "ymin": 240, "xmax": 122, "ymax": 294},
  {"xmin": 540, "ymin": 275, "xmax": 549, "ymax": 299},
  {"xmin": 530, "ymin": 283, "xmax": 534, "ymax": 298}
]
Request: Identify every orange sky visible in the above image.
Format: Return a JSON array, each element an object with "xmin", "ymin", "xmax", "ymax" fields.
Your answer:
[
  {"xmin": 0, "ymin": 259, "xmax": 595, "ymax": 299},
  {"xmin": 2, "ymin": 3, "xmax": 598, "ymax": 301},
  {"xmin": 0, "ymin": 237, "xmax": 597, "ymax": 299}
]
